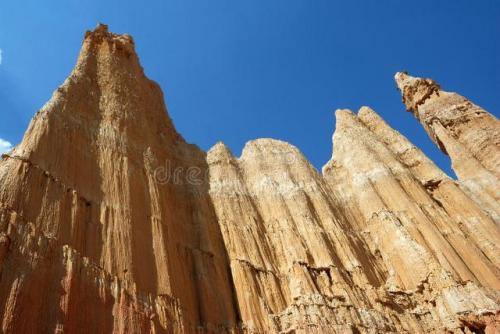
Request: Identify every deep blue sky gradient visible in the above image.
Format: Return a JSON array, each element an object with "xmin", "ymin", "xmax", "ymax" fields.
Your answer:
[{"xmin": 1, "ymin": 1, "xmax": 499, "ymax": 176}]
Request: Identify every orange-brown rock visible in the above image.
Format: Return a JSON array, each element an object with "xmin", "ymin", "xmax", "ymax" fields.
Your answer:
[
  {"xmin": 0, "ymin": 24, "xmax": 238, "ymax": 333},
  {"xmin": 0, "ymin": 25, "xmax": 498, "ymax": 333}
]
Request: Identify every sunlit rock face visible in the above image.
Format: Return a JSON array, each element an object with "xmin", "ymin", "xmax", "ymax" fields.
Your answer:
[
  {"xmin": 0, "ymin": 25, "xmax": 498, "ymax": 333},
  {"xmin": 0, "ymin": 24, "xmax": 238, "ymax": 333},
  {"xmin": 395, "ymin": 72, "xmax": 500, "ymax": 223}
]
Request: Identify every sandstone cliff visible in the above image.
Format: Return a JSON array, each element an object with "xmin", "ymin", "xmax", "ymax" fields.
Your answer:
[
  {"xmin": 0, "ymin": 24, "xmax": 238, "ymax": 333},
  {"xmin": 395, "ymin": 72, "xmax": 500, "ymax": 222},
  {"xmin": 0, "ymin": 25, "xmax": 498, "ymax": 333}
]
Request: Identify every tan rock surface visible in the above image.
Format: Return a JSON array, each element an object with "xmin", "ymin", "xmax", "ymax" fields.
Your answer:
[
  {"xmin": 0, "ymin": 26, "xmax": 498, "ymax": 333},
  {"xmin": 323, "ymin": 107, "xmax": 499, "ymax": 332},
  {"xmin": 395, "ymin": 72, "xmax": 500, "ymax": 222}
]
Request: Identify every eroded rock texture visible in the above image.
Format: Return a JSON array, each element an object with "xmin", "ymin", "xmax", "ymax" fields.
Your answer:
[
  {"xmin": 395, "ymin": 72, "xmax": 500, "ymax": 222},
  {"xmin": 0, "ymin": 26, "xmax": 498, "ymax": 333},
  {"xmin": 322, "ymin": 107, "xmax": 499, "ymax": 333},
  {"xmin": 0, "ymin": 24, "xmax": 238, "ymax": 333}
]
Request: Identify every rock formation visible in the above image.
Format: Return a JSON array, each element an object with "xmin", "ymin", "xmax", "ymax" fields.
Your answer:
[
  {"xmin": 0, "ymin": 25, "xmax": 498, "ymax": 333},
  {"xmin": 0, "ymin": 24, "xmax": 238, "ymax": 333},
  {"xmin": 395, "ymin": 72, "xmax": 500, "ymax": 222}
]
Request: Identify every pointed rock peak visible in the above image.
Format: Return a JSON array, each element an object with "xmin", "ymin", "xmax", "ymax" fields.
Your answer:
[
  {"xmin": 335, "ymin": 108, "xmax": 355, "ymax": 118},
  {"xmin": 394, "ymin": 72, "xmax": 440, "ymax": 114},
  {"xmin": 18, "ymin": 23, "xmax": 180, "ymax": 168},
  {"xmin": 207, "ymin": 142, "xmax": 236, "ymax": 164},
  {"xmin": 394, "ymin": 71, "xmax": 413, "ymax": 89},
  {"xmin": 335, "ymin": 108, "xmax": 355, "ymax": 122},
  {"xmin": 94, "ymin": 23, "xmax": 109, "ymax": 33},
  {"xmin": 329, "ymin": 108, "xmax": 367, "ymax": 160},
  {"xmin": 358, "ymin": 106, "xmax": 380, "ymax": 121},
  {"xmin": 84, "ymin": 23, "xmax": 134, "ymax": 46},
  {"xmin": 334, "ymin": 108, "xmax": 361, "ymax": 131},
  {"xmin": 74, "ymin": 23, "xmax": 141, "ymax": 78},
  {"xmin": 358, "ymin": 106, "xmax": 386, "ymax": 129},
  {"xmin": 210, "ymin": 141, "xmax": 233, "ymax": 154},
  {"xmin": 325, "ymin": 107, "xmax": 379, "ymax": 177}
]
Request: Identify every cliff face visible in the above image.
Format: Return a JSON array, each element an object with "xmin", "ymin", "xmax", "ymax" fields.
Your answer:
[
  {"xmin": 0, "ymin": 25, "xmax": 238, "ymax": 333},
  {"xmin": 395, "ymin": 72, "xmax": 500, "ymax": 222},
  {"xmin": 0, "ymin": 25, "xmax": 498, "ymax": 333}
]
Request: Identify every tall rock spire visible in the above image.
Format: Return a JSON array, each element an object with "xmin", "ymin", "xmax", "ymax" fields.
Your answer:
[
  {"xmin": 323, "ymin": 106, "xmax": 499, "ymax": 331},
  {"xmin": 0, "ymin": 24, "xmax": 238, "ymax": 333},
  {"xmin": 395, "ymin": 72, "xmax": 500, "ymax": 221}
]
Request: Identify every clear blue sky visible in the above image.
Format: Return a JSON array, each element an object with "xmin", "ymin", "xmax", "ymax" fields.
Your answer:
[{"xmin": 1, "ymin": 1, "xmax": 499, "ymax": 176}]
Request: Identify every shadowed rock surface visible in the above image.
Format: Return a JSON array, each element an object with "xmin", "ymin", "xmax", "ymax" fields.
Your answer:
[{"xmin": 0, "ymin": 25, "xmax": 498, "ymax": 333}]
